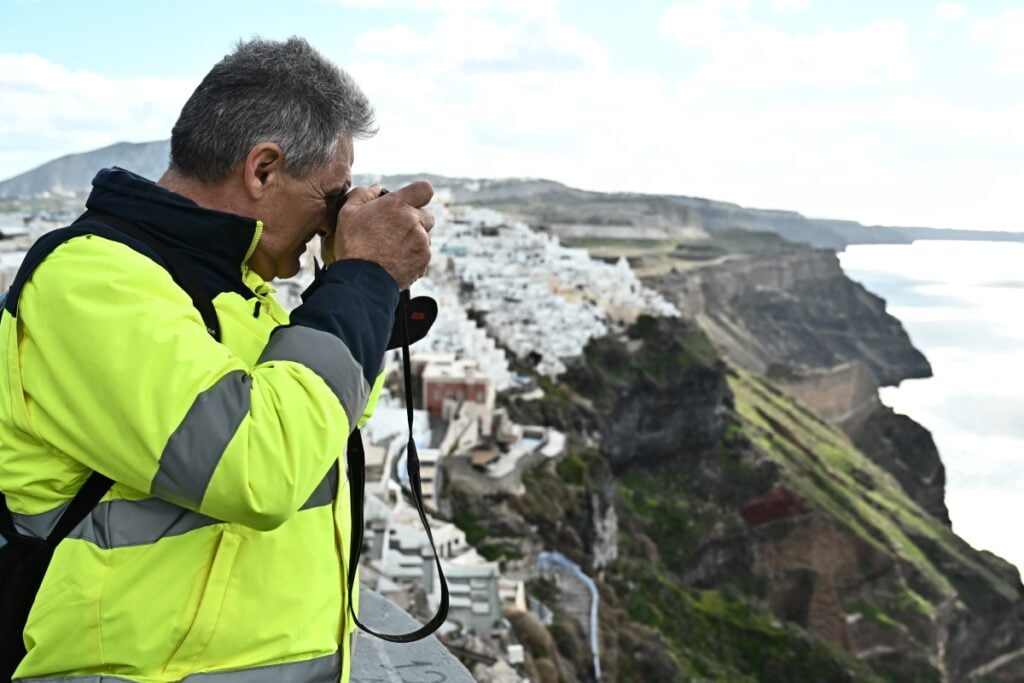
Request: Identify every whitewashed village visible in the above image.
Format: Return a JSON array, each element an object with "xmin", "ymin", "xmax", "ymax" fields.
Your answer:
[{"xmin": 0, "ymin": 189, "xmax": 680, "ymax": 682}]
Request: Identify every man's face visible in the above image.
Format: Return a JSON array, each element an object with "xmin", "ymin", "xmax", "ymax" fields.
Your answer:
[{"xmin": 254, "ymin": 135, "xmax": 354, "ymax": 280}]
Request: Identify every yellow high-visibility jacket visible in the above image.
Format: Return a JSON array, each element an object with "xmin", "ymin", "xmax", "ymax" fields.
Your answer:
[{"xmin": 0, "ymin": 168, "xmax": 394, "ymax": 682}]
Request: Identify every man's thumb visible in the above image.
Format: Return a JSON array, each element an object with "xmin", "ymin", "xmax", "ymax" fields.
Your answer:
[
  {"xmin": 386, "ymin": 180, "xmax": 434, "ymax": 209},
  {"xmin": 343, "ymin": 184, "xmax": 383, "ymax": 209}
]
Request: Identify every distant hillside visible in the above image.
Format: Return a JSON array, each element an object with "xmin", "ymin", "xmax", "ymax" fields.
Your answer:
[
  {"xmin": 0, "ymin": 141, "xmax": 169, "ymax": 198},
  {"xmin": 431, "ymin": 177, "xmax": 1024, "ymax": 249},
  {"xmin": 4, "ymin": 142, "xmax": 1024, "ymax": 248},
  {"xmin": 362, "ymin": 175, "xmax": 1024, "ymax": 249}
]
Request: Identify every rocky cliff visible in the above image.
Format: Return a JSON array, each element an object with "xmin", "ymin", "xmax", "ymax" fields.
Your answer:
[
  {"xmin": 450, "ymin": 317, "xmax": 1024, "ymax": 681},
  {"xmin": 631, "ymin": 238, "xmax": 957, "ymax": 526},
  {"xmin": 643, "ymin": 244, "xmax": 931, "ymax": 387},
  {"xmin": 768, "ymin": 361, "xmax": 881, "ymax": 430},
  {"xmin": 848, "ymin": 406, "xmax": 951, "ymax": 526}
]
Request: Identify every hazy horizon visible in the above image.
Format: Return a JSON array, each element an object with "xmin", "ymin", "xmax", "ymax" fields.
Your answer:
[{"xmin": 6, "ymin": 138, "xmax": 1024, "ymax": 237}]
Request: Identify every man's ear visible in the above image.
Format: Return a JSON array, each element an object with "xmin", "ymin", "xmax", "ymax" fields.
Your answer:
[{"xmin": 242, "ymin": 142, "xmax": 285, "ymax": 200}]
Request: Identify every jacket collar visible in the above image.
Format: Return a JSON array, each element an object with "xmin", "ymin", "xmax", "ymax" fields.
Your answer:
[{"xmin": 85, "ymin": 167, "xmax": 261, "ymax": 270}]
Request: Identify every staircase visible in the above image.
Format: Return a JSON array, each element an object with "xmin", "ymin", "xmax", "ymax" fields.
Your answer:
[{"xmin": 536, "ymin": 551, "xmax": 602, "ymax": 680}]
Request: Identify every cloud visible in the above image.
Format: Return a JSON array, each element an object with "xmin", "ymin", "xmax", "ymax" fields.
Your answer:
[
  {"xmin": 340, "ymin": 12, "xmax": 669, "ymax": 188},
  {"xmin": 0, "ymin": 53, "xmax": 196, "ymax": 179},
  {"xmin": 354, "ymin": 11, "xmax": 609, "ymax": 73},
  {"xmin": 661, "ymin": 5, "xmax": 916, "ymax": 88},
  {"xmin": 706, "ymin": 20, "xmax": 916, "ymax": 88},
  {"xmin": 334, "ymin": 6, "xmax": 1021, "ymax": 233},
  {"xmin": 355, "ymin": 18, "xmax": 516, "ymax": 64},
  {"xmin": 772, "ymin": 0, "xmax": 809, "ymax": 13},
  {"xmin": 2, "ymin": 6, "xmax": 1022, "ymax": 234},
  {"xmin": 934, "ymin": 2, "xmax": 967, "ymax": 21},
  {"xmin": 322, "ymin": 0, "xmax": 558, "ymax": 16},
  {"xmin": 972, "ymin": 9, "xmax": 1024, "ymax": 77},
  {"xmin": 659, "ymin": 0, "xmax": 751, "ymax": 48}
]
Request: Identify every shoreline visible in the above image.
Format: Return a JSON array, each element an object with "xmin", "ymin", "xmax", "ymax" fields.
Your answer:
[{"xmin": 839, "ymin": 240, "xmax": 1024, "ymax": 573}]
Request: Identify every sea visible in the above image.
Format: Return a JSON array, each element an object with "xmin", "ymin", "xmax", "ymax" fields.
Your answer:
[{"xmin": 838, "ymin": 240, "xmax": 1024, "ymax": 573}]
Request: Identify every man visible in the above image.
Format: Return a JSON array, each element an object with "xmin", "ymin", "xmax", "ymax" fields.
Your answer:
[{"xmin": 0, "ymin": 37, "xmax": 431, "ymax": 681}]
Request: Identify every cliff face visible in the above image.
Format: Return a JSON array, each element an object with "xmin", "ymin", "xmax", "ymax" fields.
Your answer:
[
  {"xmin": 603, "ymin": 335, "xmax": 1024, "ymax": 681},
  {"xmin": 453, "ymin": 316, "xmax": 1024, "ymax": 682},
  {"xmin": 770, "ymin": 362, "xmax": 951, "ymax": 524},
  {"xmin": 848, "ymin": 406, "xmax": 951, "ymax": 525},
  {"xmin": 768, "ymin": 361, "xmax": 881, "ymax": 430},
  {"xmin": 561, "ymin": 316, "xmax": 728, "ymax": 472},
  {"xmin": 644, "ymin": 247, "xmax": 931, "ymax": 386},
  {"xmin": 465, "ymin": 321, "xmax": 885, "ymax": 680},
  {"xmin": 725, "ymin": 369, "xmax": 1024, "ymax": 680},
  {"xmin": 642, "ymin": 244, "xmax": 953, "ymax": 523}
]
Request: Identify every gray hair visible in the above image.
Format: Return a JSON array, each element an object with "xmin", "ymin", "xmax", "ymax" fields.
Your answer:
[{"xmin": 170, "ymin": 37, "xmax": 376, "ymax": 181}]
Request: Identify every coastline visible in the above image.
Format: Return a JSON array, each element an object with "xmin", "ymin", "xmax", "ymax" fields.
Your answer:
[{"xmin": 839, "ymin": 240, "xmax": 1024, "ymax": 572}]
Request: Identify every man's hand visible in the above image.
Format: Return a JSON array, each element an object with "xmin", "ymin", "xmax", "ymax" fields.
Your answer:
[{"xmin": 326, "ymin": 181, "xmax": 435, "ymax": 291}]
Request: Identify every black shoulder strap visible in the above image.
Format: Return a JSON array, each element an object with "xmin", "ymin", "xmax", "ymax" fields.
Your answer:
[
  {"xmin": 1, "ymin": 472, "xmax": 112, "ymax": 547},
  {"xmin": 44, "ymin": 473, "xmax": 115, "ymax": 543},
  {"xmin": 73, "ymin": 210, "xmax": 221, "ymax": 341},
  {"xmin": 346, "ymin": 291, "xmax": 449, "ymax": 642},
  {"xmin": 0, "ymin": 490, "xmax": 21, "ymax": 541},
  {"xmin": 1, "ymin": 209, "xmax": 223, "ymax": 548},
  {"xmin": 5, "ymin": 211, "xmax": 221, "ymax": 343}
]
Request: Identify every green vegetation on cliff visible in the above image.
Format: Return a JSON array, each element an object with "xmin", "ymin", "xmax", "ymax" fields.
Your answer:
[
  {"xmin": 451, "ymin": 314, "xmax": 1024, "ymax": 681},
  {"xmin": 606, "ymin": 556, "xmax": 882, "ymax": 682},
  {"xmin": 730, "ymin": 367, "xmax": 1019, "ymax": 606}
]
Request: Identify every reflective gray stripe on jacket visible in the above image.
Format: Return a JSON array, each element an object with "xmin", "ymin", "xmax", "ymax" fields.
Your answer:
[{"xmin": 19, "ymin": 651, "xmax": 340, "ymax": 682}]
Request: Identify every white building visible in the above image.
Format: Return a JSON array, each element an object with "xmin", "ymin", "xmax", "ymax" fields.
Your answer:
[
  {"xmin": 360, "ymin": 394, "xmax": 433, "ymax": 503},
  {"xmin": 429, "ymin": 213, "xmax": 678, "ymax": 377}
]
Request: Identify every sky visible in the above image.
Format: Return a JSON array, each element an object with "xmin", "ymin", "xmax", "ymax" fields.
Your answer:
[{"xmin": 1, "ymin": 0, "xmax": 1023, "ymax": 231}]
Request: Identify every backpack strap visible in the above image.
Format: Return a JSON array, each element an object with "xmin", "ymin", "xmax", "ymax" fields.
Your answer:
[
  {"xmin": 0, "ymin": 490, "xmax": 20, "ymax": 542},
  {"xmin": 1, "ymin": 209, "xmax": 223, "ymax": 546},
  {"xmin": 73, "ymin": 210, "xmax": 221, "ymax": 342},
  {"xmin": 4, "ymin": 211, "xmax": 220, "ymax": 342},
  {"xmin": 0, "ymin": 472, "xmax": 113, "ymax": 547}
]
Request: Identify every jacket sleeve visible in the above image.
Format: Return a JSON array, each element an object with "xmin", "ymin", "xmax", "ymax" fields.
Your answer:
[{"xmin": 17, "ymin": 236, "xmax": 397, "ymax": 531}]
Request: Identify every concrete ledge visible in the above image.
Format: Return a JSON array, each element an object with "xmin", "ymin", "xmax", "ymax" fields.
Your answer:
[{"xmin": 352, "ymin": 586, "xmax": 475, "ymax": 683}]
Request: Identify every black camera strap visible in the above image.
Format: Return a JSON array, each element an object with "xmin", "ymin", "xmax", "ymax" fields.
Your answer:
[{"xmin": 345, "ymin": 290, "xmax": 449, "ymax": 642}]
